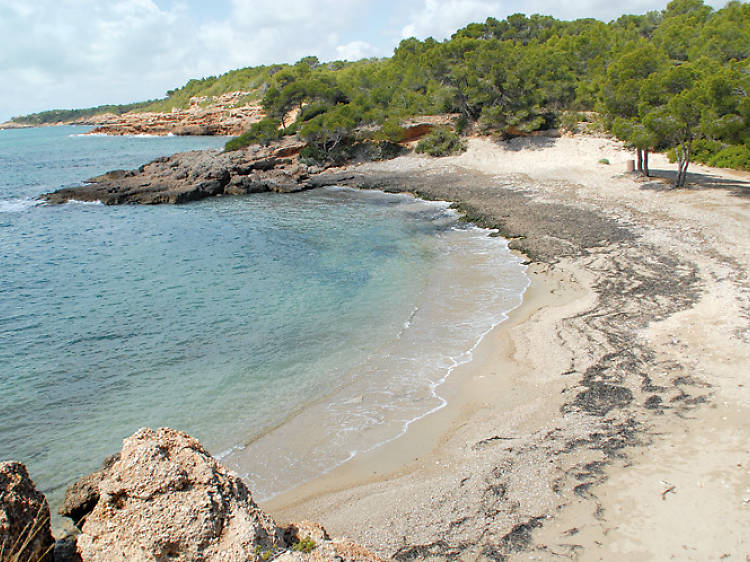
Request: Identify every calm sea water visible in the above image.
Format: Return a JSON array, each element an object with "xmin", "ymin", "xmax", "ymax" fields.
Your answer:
[{"xmin": 0, "ymin": 126, "xmax": 528, "ymax": 524}]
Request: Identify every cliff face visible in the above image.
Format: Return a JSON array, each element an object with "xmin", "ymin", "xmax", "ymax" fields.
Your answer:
[{"xmin": 86, "ymin": 91, "xmax": 263, "ymax": 136}]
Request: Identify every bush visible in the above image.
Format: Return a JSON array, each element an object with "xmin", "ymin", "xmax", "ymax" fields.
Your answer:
[
  {"xmin": 455, "ymin": 114, "xmax": 469, "ymax": 135},
  {"xmin": 224, "ymin": 117, "xmax": 281, "ymax": 151},
  {"xmin": 374, "ymin": 119, "xmax": 405, "ymax": 143},
  {"xmin": 559, "ymin": 111, "xmax": 584, "ymax": 133},
  {"xmin": 292, "ymin": 536, "xmax": 316, "ymax": 554},
  {"xmin": 666, "ymin": 139, "xmax": 750, "ymax": 171},
  {"xmin": 415, "ymin": 127, "xmax": 467, "ymax": 157},
  {"xmin": 708, "ymin": 144, "xmax": 750, "ymax": 171}
]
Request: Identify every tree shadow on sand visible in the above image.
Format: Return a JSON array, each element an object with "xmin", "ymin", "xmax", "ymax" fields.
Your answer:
[
  {"xmin": 637, "ymin": 167, "xmax": 750, "ymax": 199},
  {"xmin": 494, "ymin": 135, "xmax": 558, "ymax": 151}
]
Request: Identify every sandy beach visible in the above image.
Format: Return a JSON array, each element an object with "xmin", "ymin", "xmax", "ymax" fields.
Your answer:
[{"xmin": 265, "ymin": 135, "xmax": 750, "ymax": 560}]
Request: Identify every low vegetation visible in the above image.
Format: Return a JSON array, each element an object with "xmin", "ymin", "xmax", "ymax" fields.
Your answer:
[{"xmin": 416, "ymin": 127, "xmax": 467, "ymax": 156}]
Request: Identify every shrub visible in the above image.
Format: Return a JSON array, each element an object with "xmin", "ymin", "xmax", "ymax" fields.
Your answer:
[
  {"xmin": 415, "ymin": 127, "xmax": 467, "ymax": 157},
  {"xmin": 666, "ymin": 139, "xmax": 750, "ymax": 171},
  {"xmin": 224, "ymin": 117, "xmax": 281, "ymax": 151},
  {"xmin": 598, "ymin": 158, "xmax": 610, "ymax": 165},
  {"xmin": 708, "ymin": 144, "xmax": 750, "ymax": 171},
  {"xmin": 559, "ymin": 111, "xmax": 584, "ymax": 133},
  {"xmin": 455, "ymin": 114, "xmax": 469, "ymax": 135},
  {"xmin": 292, "ymin": 536, "xmax": 316, "ymax": 554},
  {"xmin": 374, "ymin": 119, "xmax": 405, "ymax": 143}
]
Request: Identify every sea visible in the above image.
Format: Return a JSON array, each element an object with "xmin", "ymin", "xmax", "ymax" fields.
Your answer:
[{"xmin": 0, "ymin": 125, "xmax": 528, "ymax": 526}]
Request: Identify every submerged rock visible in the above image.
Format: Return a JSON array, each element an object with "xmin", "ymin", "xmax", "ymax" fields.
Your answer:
[{"xmin": 0, "ymin": 461, "xmax": 55, "ymax": 562}]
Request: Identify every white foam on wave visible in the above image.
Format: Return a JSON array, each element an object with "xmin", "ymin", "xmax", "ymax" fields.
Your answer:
[
  {"xmin": 65, "ymin": 199, "xmax": 103, "ymax": 206},
  {"xmin": 0, "ymin": 198, "xmax": 42, "ymax": 213}
]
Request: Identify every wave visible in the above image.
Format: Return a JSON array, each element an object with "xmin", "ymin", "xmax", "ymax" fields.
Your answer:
[
  {"xmin": 64, "ymin": 199, "xmax": 103, "ymax": 206},
  {"xmin": 0, "ymin": 198, "xmax": 42, "ymax": 213}
]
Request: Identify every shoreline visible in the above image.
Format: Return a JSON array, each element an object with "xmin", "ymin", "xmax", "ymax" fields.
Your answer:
[
  {"xmin": 264, "ymin": 259, "xmax": 584, "ymax": 511},
  {"xmin": 263, "ymin": 136, "xmax": 750, "ymax": 559},
  {"xmin": 214, "ymin": 192, "xmax": 531, "ymax": 505}
]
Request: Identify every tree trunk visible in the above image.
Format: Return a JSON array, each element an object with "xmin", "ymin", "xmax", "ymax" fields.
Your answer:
[
  {"xmin": 674, "ymin": 142, "xmax": 690, "ymax": 187},
  {"xmin": 636, "ymin": 148, "xmax": 643, "ymax": 173},
  {"xmin": 680, "ymin": 143, "xmax": 691, "ymax": 187},
  {"xmin": 643, "ymin": 151, "xmax": 650, "ymax": 177}
]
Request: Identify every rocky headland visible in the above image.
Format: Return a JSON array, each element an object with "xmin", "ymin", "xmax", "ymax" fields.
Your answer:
[
  {"xmin": 1, "ymin": 91, "xmax": 264, "ymax": 136},
  {"xmin": 41, "ymin": 138, "xmax": 315, "ymax": 205},
  {"xmin": 86, "ymin": 92, "xmax": 263, "ymax": 136}
]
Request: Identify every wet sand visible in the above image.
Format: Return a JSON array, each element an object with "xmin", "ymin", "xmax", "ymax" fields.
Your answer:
[{"xmin": 265, "ymin": 135, "xmax": 750, "ymax": 560}]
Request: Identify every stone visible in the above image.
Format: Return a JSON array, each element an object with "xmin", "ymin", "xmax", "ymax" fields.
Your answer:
[
  {"xmin": 0, "ymin": 461, "xmax": 55, "ymax": 562},
  {"xmin": 75, "ymin": 428, "xmax": 284, "ymax": 561},
  {"xmin": 41, "ymin": 142, "xmax": 315, "ymax": 205},
  {"xmin": 59, "ymin": 453, "xmax": 119, "ymax": 527}
]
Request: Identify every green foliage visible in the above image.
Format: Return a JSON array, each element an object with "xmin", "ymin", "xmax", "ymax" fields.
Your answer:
[
  {"xmin": 224, "ymin": 118, "xmax": 281, "ymax": 151},
  {"xmin": 708, "ymin": 144, "xmax": 750, "ymax": 170},
  {"xmin": 374, "ymin": 119, "xmax": 405, "ymax": 142},
  {"xmin": 416, "ymin": 127, "xmax": 467, "ymax": 157},
  {"xmin": 292, "ymin": 536, "xmax": 316, "ymax": 554}
]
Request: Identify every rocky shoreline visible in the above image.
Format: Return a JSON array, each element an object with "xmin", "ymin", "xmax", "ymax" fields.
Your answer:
[{"xmin": 42, "ymin": 139, "xmax": 314, "ymax": 205}]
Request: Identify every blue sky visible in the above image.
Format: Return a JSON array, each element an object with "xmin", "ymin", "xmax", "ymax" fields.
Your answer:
[{"xmin": 0, "ymin": 0, "xmax": 730, "ymax": 122}]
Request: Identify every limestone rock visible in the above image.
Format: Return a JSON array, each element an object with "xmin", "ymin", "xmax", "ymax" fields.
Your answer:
[
  {"xmin": 0, "ymin": 461, "xmax": 54, "ymax": 562},
  {"xmin": 75, "ymin": 428, "xmax": 283, "ymax": 561},
  {"xmin": 42, "ymin": 139, "xmax": 316, "ymax": 205},
  {"xmin": 86, "ymin": 91, "xmax": 263, "ymax": 137},
  {"xmin": 58, "ymin": 453, "xmax": 119, "ymax": 527}
]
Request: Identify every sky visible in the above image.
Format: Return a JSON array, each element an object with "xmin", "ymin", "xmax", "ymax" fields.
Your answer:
[{"xmin": 0, "ymin": 0, "xmax": 730, "ymax": 122}]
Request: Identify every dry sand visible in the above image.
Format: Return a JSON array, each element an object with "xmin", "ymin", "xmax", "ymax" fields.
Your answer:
[{"xmin": 266, "ymin": 135, "xmax": 750, "ymax": 560}]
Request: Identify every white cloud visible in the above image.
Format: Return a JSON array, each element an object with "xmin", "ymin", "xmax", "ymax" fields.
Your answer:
[
  {"xmin": 400, "ymin": 0, "xmax": 502, "ymax": 40},
  {"xmin": 335, "ymin": 41, "xmax": 381, "ymax": 61}
]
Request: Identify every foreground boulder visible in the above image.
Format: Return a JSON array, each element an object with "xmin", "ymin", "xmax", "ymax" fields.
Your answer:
[
  {"xmin": 70, "ymin": 427, "xmax": 383, "ymax": 561},
  {"xmin": 0, "ymin": 461, "xmax": 54, "ymax": 562},
  {"xmin": 75, "ymin": 428, "xmax": 282, "ymax": 561}
]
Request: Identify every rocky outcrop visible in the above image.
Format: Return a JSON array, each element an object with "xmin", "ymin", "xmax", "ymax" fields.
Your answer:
[
  {"xmin": 87, "ymin": 91, "xmax": 263, "ymax": 136},
  {"xmin": 60, "ymin": 427, "xmax": 382, "ymax": 561},
  {"xmin": 0, "ymin": 461, "xmax": 55, "ymax": 562},
  {"xmin": 74, "ymin": 428, "xmax": 282, "ymax": 561},
  {"xmin": 42, "ymin": 139, "xmax": 312, "ymax": 205}
]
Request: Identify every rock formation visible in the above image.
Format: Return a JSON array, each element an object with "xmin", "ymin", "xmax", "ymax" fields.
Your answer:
[
  {"xmin": 74, "ymin": 428, "xmax": 282, "ymax": 561},
  {"xmin": 42, "ymin": 139, "xmax": 311, "ymax": 205},
  {"xmin": 58, "ymin": 454, "xmax": 119, "ymax": 527},
  {"xmin": 60, "ymin": 427, "xmax": 383, "ymax": 561},
  {"xmin": 87, "ymin": 92, "xmax": 264, "ymax": 137},
  {"xmin": 0, "ymin": 461, "xmax": 55, "ymax": 562}
]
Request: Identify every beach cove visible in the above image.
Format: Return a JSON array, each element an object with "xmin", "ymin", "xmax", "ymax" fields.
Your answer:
[
  {"xmin": 264, "ymin": 136, "xmax": 750, "ymax": 560},
  {"xmin": 3, "ymin": 131, "xmax": 750, "ymax": 560}
]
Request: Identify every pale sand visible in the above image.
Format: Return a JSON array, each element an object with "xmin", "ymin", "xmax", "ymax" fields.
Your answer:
[{"xmin": 266, "ymin": 135, "xmax": 750, "ymax": 560}]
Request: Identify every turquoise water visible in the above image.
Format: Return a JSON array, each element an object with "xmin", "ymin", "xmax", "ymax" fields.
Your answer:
[{"xmin": 0, "ymin": 126, "xmax": 528, "ymax": 522}]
